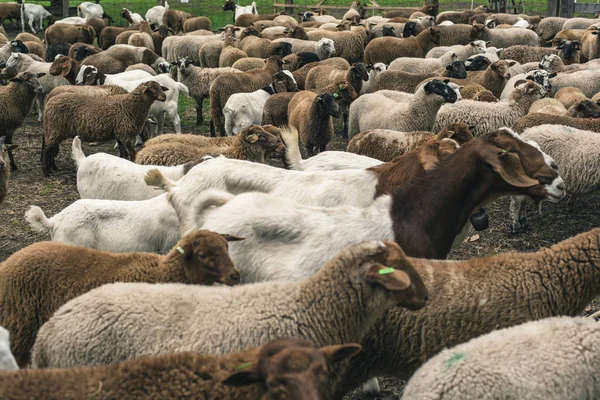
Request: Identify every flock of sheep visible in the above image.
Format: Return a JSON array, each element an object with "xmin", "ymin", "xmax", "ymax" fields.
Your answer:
[{"xmin": 0, "ymin": 0, "xmax": 599, "ymax": 398}]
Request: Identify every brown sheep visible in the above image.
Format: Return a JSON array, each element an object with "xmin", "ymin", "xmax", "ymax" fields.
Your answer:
[
  {"xmin": 163, "ymin": 9, "xmax": 192, "ymax": 34},
  {"xmin": 239, "ymin": 34, "xmax": 293, "ymax": 59},
  {"xmin": 144, "ymin": 133, "xmax": 236, "ymax": 149},
  {"xmin": 235, "ymin": 12, "xmax": 282, "ymax": 28},
  {"xmin": 14, "ymin": 32, "xmax": 40, "ymax": 44},
  {"xmin": 151, "ymin": 25, "xmax": 174, "ymax": 57},
  {"xmin": 382, "ymin": 4, "xmax": 438, "ymax": 18},
  {"xmin": 136, "ymin": 125, "xmax": 281, "ymax": 166},
  {"xmin": 292, "ymin": 57, "xmax": 351, "ymax": 90},
  {"xmin": 305, "ymin": 62, "xmax": 369, "ymax": 94},
  {"xmin": 99, "ymin": 24, "xmax": 140, "ymax": 50},
  {"xmin": 210, "ymin": 56, "xmax": 283, "ymax": 136},
  {"xmin": 220, "ymin": 34, "xmax": 247, "ymax": 67},
  {"xmin": 48, "ymin": 55, "xmax": 82, "ymax": 85},
  {"xmin": 22, "ymin": 40, "xmax": 46, "ymax": 60},
  {"xmin": 555, "ymin": 86, "xmax": 588, "ymax": 109},
  {"xmin": 473, "ymin": 89, "xmax": 500, "ymax": 102},
  {"xmin": 347, "ymin": 122, "xmax": 474, "ymax": 162},
  {"xmin": 184, "ymin": 16, "xmax": 212, "ymax": 32},
  {"xmin": 87, "ymin": 17, "xmax": 109, "ymax": 44},
  {"xmin": 0, "ymin": 230, "xmax": 242, "ymax": 367},
  {"xmin": 288, "ymin": 91, "xmax": 340, "ymax": 155},
  {"xmin": 459, "ymin": 82, "xmax": 489, "ymax": 99},
  {"xmin": 128, "ymin": 21, "xmax": 155, "ymax": 52},
  {"xmin": 512, "ymin": 113, "xmax": 600, "ymax": 133},
  {"xmin": 67, "ymin": 42, "xmax": 102, "ymax": 61},
  {"xmin": 0, "ymin": 338, "xmax": 361, "ymax": 400},
  {"xmin": 0, "ymin": 3, "xmax": 21, "ymax": 27},
  {"xmin": 44, "ymin": 24, "xmax": 96, "ymax": 47},
  {"xmin": 364, "ymin": 27, "xmax": 441, "ymax": 64}
]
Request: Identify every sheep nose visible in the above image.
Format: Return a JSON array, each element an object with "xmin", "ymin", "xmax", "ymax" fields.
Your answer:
[{"xmin": 225, "ymin": 270, "xmax": 241, "ymax": 285}]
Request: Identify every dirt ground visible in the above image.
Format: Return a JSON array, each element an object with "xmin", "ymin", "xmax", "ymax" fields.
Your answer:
[{"xmin": 0, "ymin": 112, "xmax": 599, "ymax": 398}]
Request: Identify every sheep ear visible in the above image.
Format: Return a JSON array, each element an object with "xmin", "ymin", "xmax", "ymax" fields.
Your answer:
[
  {"xmin": 9, "ymin": 77, "xmax": 23, "ymax": 83},
  {"xmin": 485, "ymin": 41, "xmax": 492, "ymax": 46},
  {"xmin": 60, "ymin": 62, "xmax": 71, "ymax": 77},
  {"xmin": 246, "ymin": 133, "xmax": 259, "ymax": 143},
  {"xmin": 160, "ymin": 86, "xmax": 169, "ymax": 92},
  {"xmin": 363, "ymin": 264, "xmax": 411, "ymax": 291},
  {"xmin": 508, "ymin": 61, "xmax": 517, "ymax": 67},
  {"xmin": 320, "ymin": 344, "xmax": 362, "ymax": 365},
  {"xmin": 5, "ymin": 144, "xmax": 18, "ymax": 151},
  {"xmin": 220, "ymin": 234, "xmax": 245, "ymax": 241},
  {"xmin": 222, "ymin": 364, "xmax": 263, "ymax": 387},
  {"xmin": 483, "ymin": 148, "xmax": 539, "ymax": 188}
]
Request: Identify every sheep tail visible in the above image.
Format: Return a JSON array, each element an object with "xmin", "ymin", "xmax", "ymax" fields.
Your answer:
[
  {"xmin": 71, "ymin": 136, "xmax": 86, "ymax": 168},
  {"xmin": 177, "ymin": 82, "xmax": 189, "ymax": 97},
  {"xmin": 279, "ymin": 125, "xmax": 303, "ymax": 170},
  {"xmin": 194, "ymin": 189, "xmax": 235, "ymax": 216},
  {"xmin": 25, "ymin": 206, "xmax": 53, "ymax": 234},
  {"xmin": 145, "ymin": 169, "xmax": 176, "ymax": 192}
]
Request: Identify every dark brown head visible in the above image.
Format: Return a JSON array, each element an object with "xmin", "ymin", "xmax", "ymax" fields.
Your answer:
[
  {"xmin": 436, "ymin": 122, "xmax": 474, "ymax": 145},
  {"xmin": 240, "ymin": 25, "xmax": 262, "ymax": 39},
  {"xmin": 427, "ymin": 26, "xmax": 441, "ymax": 44},
  {"xmin": 567, "ymin": 99, "xmax": 600, "ymax": 118},
  {"xmin": 272, "ymin": 70, "xmax": 298, "ymax": 92},
  {"xmin": 241, "ymin": 125, "xmax": 282, "ymax": 152},
  {"xmin": 332, "ymin": 81, "xmax": 358, "ymax": 106},
  {"xmin": 49, "ymin": 55, "xmax": 73, "ymax": 77},
  {"xmin": 223, "ymin": 0, "xmax": 236, "ymax": 12},
  {"xmin": 136, "ymin": 81, "xmax": 168, "ymax": 102},
  {"xmin": 163, "ymin": 230, "xmax": 243, "ymax": 286},
  {"xmin": 350, "ymin": 62, "xmax": 369, "ymax": 81},
  {"xmin": 445, "ymin": 60, "xmax": 467, "ymax": 79},
  {"xmin": 469, "ymin": 23, "xmax": 487, "ymax": 41},
  {"xmin": 222, "ymin": 338, "xmax": 362, "ymax": 400},
  {"xmin": 556, "ymin": 39, "xmax": 581, "ymax": 61},
  {"xmin": 275, "ymin": 42, "xmax": 292, "ymax": 58},
  {"xmin": 315, "ymin": 93, "xmax": 340, "ymax": 118}
]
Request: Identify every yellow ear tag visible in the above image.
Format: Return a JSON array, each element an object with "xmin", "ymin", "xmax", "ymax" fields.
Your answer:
[
  {"xmin": 176, "ymin": 247, "xmax": 185, "ymax": 255},
  {"xmin": 236, "ymin": 362, "xmax": 253, "ymax": 371},
  {"xmin": 378, "ymin": 267, "xmax": 395, "ymax": 275}
]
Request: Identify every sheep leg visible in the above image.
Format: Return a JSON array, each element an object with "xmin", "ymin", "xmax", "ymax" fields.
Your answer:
[
  {"xmin": 306, "ymin": 144, "xmax": 314, "ymax": 157},
  {"xmin": 35, "ymin": 93, "xmax": 44, "ymax": 122},
  {"xmin": 42, "ymin": 144, "xmax": 59, "ymax": 176},
  {"xmin": 156, "ymin": 112, "xmax": 166, "ymax": 136},
  {"xmin": 195, "ymin": 97, "xmax": 204, "ymax": 126},
  {"xmin": 319, "ymin": 143, "xmax": 327, "ymax": 153},
  {"xmin": 116, "ymin": 140, "xmax": 127, "ymax": 159},
  {"xmin": 509, "ymin": 195, "xmax": 529, "ymax": 234},
  {"xmin": 338, "ymin": 110, "xmax": 349, "ymax": 139},
  {"xmin": 125, "ymin": 141, "xmax": 137, "ymax": 161}
]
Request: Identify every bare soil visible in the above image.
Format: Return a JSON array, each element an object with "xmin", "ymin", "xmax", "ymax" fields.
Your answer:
[{"xmin": 0, "ymin": 113, "xmax": 598, "ymax": 399}]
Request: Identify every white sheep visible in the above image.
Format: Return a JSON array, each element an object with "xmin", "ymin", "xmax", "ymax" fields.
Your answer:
[
  {"xmin": 72, "ymin": 137, "xmax": 199, "ymax": 201},
  {"xmin": 548, "ymin": 68, "xmax": 600, "ymax": 98},
  {"xmin": 145, "ymin": 2, "xmax": 169, "ymax": 27},
  {"xmin": 389, "ymin": 51, "xmax": 457, "ymax": 73},
  {"xmin": 360, "ymin": 62, "xmax": 387, "ymax": 95},
  {"xmin": 54, "ymin": 16, "xmax": 90, "ymax": 25},
  {"xmin": 500, "ymin": 69, "xmax": 553, "ymax": 100},
  {"xmin": 0, "ymin": 327, "xmax": 18, "ymax": 370},
  {"xmin": 348, "ymin": 80, "xmax": 458, "ymax": 138},
  {"xmin": 425, "ymin": 40, "xmax": 487, "ymax": 60},
  {"xmin": 76, "ymin": 2, "xmax": 103, "ymax": 19},
  {"xmin": 509, "ymin": 124, "xmax": 600, "ymax": 233},
  {"xmin": 31, "ymin": 240, "xmax": 427, "ymax": 370},
  {"xmin": 23, "ymin": 4, "xmax": 53, "ymax": 34},
  {"xmin": 402, "ymin": 316, "xmax": 600, "ymax": 400}
]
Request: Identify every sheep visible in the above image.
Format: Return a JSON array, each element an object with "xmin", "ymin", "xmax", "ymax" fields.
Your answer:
[
  {"xmin": 436, "ymin": 6, "xmax": 489, "ymax": 25},
  {"xmin": 513, "ymin": 113, "xmax": 600, "ymax": 136},
  {"xmin": 555, "ymin": 87, "xmax": 588, "ymax": 109},
  {"xmin": 425, "ymin": 40, "xmax": 487, "ymax": 60},
  {"xmin": 219, "ymin": 35, "xmax": 247, "ymax": 68},
  {"xmin": 162, "ymin": 34, "xmax": 220, "ymax": 64},
  {"xmin": 0, "ymin": 328, "xmax": 17, "ymax": 371},
  {"xmin": 239, "ymin": 35, "xmax": 292, "ymax": 59},
  {"xmin": 0, "ymin": 338, "xmax": 361, "ymax": 400},
  {"xmin": 46, "ymin": 85, "xmax": 128, "ymax": 103},
  {"xmin": 469, "ymin": 23, "xmax": 539, "ymax": 48},
  {"xmin": 224, "ymin": 71, "xmax": 297, "ymax": 136},
  {"xmin": 163, "ymin": 10, "xmax": 191, "ymax": 34},
  {"xmin": 347, "ymin": 122, "xmax": 474, "ymax": 162},
  {"xmin": 580, "ymin": 29, "xmax": 600, "ymax": 62},
  {"xmin": 30, "ymin": 240, "xmax": 427, "ymax": 369},
  {"xmin": 68, "ymin": 42, "xmax": 102, "ymax": 61},
  {"xmin": 562, "ymin": 17, "xmax": 600, "ymax": 30},
  {"xmin": 359, "ymin": 62, "xmax": 386, "ymax": 95},
  {"xmin": 128, "ymin": 21, "xmax": 155, "ymax": 52},
  {"xmin": 402, "ymin": 317, "xmax": 600, "ymax": 400},
  {"xmin": 292, "ymin": 57, "xmax": 350, "ymax": 89},
  {"xmin": 528, "ymin": 97, "xmax": 568, "ymax": 115},
  {"xmin": 566, "ymin": 99, "xmax": 600, "ymax": 118},
  {"xmin": 499, "ymin": 69, "xmax": 553, "ymax": 101},
  {"xmin": 120, "ymin": 7, "xmax": 144, "ymax": 25},
  {"xmin": 549, "ymin": 68, "xmax": 600, "ymax": 97},
  {"xmin": 537, "ymin": 17, "xmax": 567, "ymax": 43},
  {"xmin": 0, "ymin": 40, "xmax": 30, "ymax": 64},
  {"xmin": 0, "ymin": 3, "xmax": 21, "ymax": 27},
  {"xmin": 145, "ymin": 2, "xmax": 169, "ymax": 28},
  {"xmin": 305, "ymin": 62, "xmax": 369, "ymax": 94},
  {"xmin": 306, "ymin": 26, "xmax": 367, "ymax": 64},
  {"xmin": 22, "ymin": 4, "xmax": 55, "ymax": 34},
  {"xmin": 136, "ymin": 125, "xmax": 281, "ymax": 166},
  {"xmin": 389, "ymin": 50, "xmax": 458, "ymax": 73},
  {"xmin": 55, "ymin": 16, "xmax": 92, "ymax": 26},
  {"xmin": 382, "ymin": 4, "xmax": 438, "ymax": 19},
  {"xmin": 183, "ymin": 16, "xmax": 212, "ymax": 32},
  {"xmin": 499, "ymin": 45, "xmax": 558, "ymax": 64},
  {"xmin": 435, "ymin": 80, "xmax": 546, "ymax": 136},
  {"xmin": 509, "ymin": 125, "xmax": 600, "ymax": 233},
  {"xmin": 371, "ymin": 62, "xmax": 466, "ymax": 93},
  {"xmin": 82, "ymin": 44, "xmax": 168, "ymax": 75},
  {"xmin": 538, "ymin": 53, "xmax": 600, "ymax": 74},
  {"xmin": 99, "ymin": 25, "xmax": 136, "ymax": 50},
  {"xmin": 125, "ymin": 63, "xmax": 157, "ymax": 76},
  {"xmin": 172, "ymin": 57, "xmax": 241, "ymax": 126},
  {"xmin": 365, "ymin": 27, "xmax": 441, "ymax": 64},
  {"xmin": 0, "ymin": 136, "xmax": 17, "ymax": 205},
  {"xmin": 44, "ymin": 24, "xmax": 96, "ymax": 47},
  {"xmin": 77, "ymin": 2, "xmax": 103, "ymax": 19},
  {"xmin": 0, "ymin": 73, "xmax": 43, "ymax": 171},
  {"xmin": 210, "ymin": 56, "xmax": 283, "ymax": 137},
  {"xmin": 41, "ymin": 81, "xmax": 167, "ymax": 175},
  {"xmin": 142, "ymin": 134, "xmax": 236, "ymax": 150},
  {"xmin": 45, "ymin": 42, "xmax": 71, "ymax": 63},
  {"xmin": 0, "ymin": 229, "xmax": 241, "ymax": 367},
  {"xmin": 349, "ymin": 80, "xmax": 458, "ymax": 138},
  {"xmin": 273, "ymin": 37, "xmax": 336, "ymax": 60},
  {"xmin": 288, "ymin": 92, "xmax": 339, "ymax": 155}
]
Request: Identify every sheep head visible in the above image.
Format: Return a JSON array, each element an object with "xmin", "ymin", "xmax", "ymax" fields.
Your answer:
[
  {"xmin": 490, "ymin": 60, "xmax": 513, "ymax": 80},
  {"xmin": 49, "ymin": 55, "xmax": 73, "ymax": 77},
  {"xmin": 9, "ymin": 72, "xmax": 44, "ymax": 94},
  {"xmin": 424, "ymin": 80, "xmax": 457, "ymax": 104},
  {"xmin": 351, "ymin": 62, "xmax": 369, "ymax": 81},
  {"xmin": 222, "ymin": 0, "xmax": 236, "ymax": 12},
  {"xmin": 139, "ymin": 81, "xmax": 168, "ymax": 102},
  {"xmin": 569, "ymin": 99, "xmax": 600, "ymax": 118},
  {"xmin": 469, "ymin": 23, "xmax": 486, "ymax": 40},
  {"xmin": 223, "ymin": 338, "xmax": 362, "ymax": 400},
  {"xmin": 241, "ymin": 125, "xmax": 281, "ymax": 151},
  {"xmin": 315, "ymin": 93, "xmax": 340, "ymax": 118},
  {"xmin": 164, "ymin": 230, "xmax": 242, "ymax": 286},
  {"xmin": 436, "ymin": 122, "xmax": 474, "ymax": 145}
]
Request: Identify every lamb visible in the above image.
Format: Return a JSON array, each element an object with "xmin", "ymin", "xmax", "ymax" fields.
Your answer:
[
  {"xmin": 210, "ymin": 56, "xmax": 283, "ymax": 136},
  {"xmin": 389, "ymin": 50, "xmax": 458, "ymax": 73},
  {"xmin": 41, "ymin": 81, "xmax": 167, "ymax": 175},
  {"xmin": 72, "ymin": 137, "xmax": 196, "ymax": 201},
  {"xmin": 434, "ymin": 80, "xmax": 545, "ymax": 136},
  {"xmin": 0, "ymin": 72, "xmax": 43, "ymax": 171},
  {"xmin": 555, "ymin": 87, "xmax": 588, "ymax": 109},
  {"xmin": 509, "ymin": 125, "xmax": 600, "ymax": 233},
  {"xmin": 0, "ymin": 137, "xmax": 17, "ymax": 205},
  {"xmin": 121, "ymin": 7, "xmax": 144, "ymax": 25},
  {"xmin": 402, "ymin": 317, "xmax": 600, "ymax": 400},
  {"xmin": 219, "ymin": 32, "xmax": 247, "ymax": 67},
  {"xmin": 224, "ymin": 71, "xmax": 297, "ymax": 136},
  {"xmin": 349, "ymin": 80, "xmax": 458, "ymax": 138},
  {"xmin": 306, "ymin": 26, "xmax": 367, "ymax": 64},
  {"xmin": 145, "ymin": 2, "xmax": 169, "ymax": 28},
  {"xmin": 288, "ymin": 91, "xmax": 339, "ymax": 155},
  {"xmin": 469, "ymin": 23, "xmax": 539, "ymax": 48},
  {"xmin": 2, "ymin": 230, "xmax": 242, "ymax": 368},
  {"xmin": 44, "ymin": 24, "xmax": 96, "ymax": 47},
  {"xmin": 136, "ymin": 125, "xmax": 281, "ymax": 166},
  {"xmin": 0, "ymin": 338, "xmax": 361, "ymax": 399},
  {"xmin": 512, "ymin": 113, "xmax": 600, "ymax": 133},
  {"xmin": 273, "ymin": 37, "xmax": 336, "ymax": 60},
  {"xmin": 223, "ymin": 0, "xmax": 258, "ymax": 21},
  {"xmin": 347, "ymin": 122, "xmax": 474, "ymax": 162},
  {"xmin": 549, "ymin": 68, "xmax": 600, "ymax": 97},
  {"xmin": 31, "ymin": 239, "xmax": 427, "ymax": 371},
  {"xmin": 0, "ymin": 328, "xmax": 17, "ymax": 370},
  {"xmin": 499, "ymin": 45, "xmax": 558, "ymax": 64},
  {"xmin": 172, "ymin": 57, "xmax": 241, "ymax": 126},
  {"xmin": 365, "ymin": 27, "xmax": 441, "ymax": 64},
  {"xmin": 537, "ymin": 17, "xmax": 567, "ymax": 43},
  {"xmin": 528, "ymin": 98, "xmax": 568, "ymax": 114}
]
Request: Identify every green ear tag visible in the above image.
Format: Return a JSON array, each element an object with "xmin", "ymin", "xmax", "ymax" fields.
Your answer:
[
  {"xmin": 378, "ymin": 267, "xmax": 395, "ymax": 275},
  {"xmin": 176, "ymin": 247, "xmax": 185, "ymax": 255},
  {"xmin": 333, "ymin": 92, "xmax": 339, "ymax": 98},
  {"xmin": 236, "ymin": 362, "xmax": 253, "ymax": 371}
]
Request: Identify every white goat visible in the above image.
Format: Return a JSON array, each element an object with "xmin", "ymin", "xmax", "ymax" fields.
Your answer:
[
  {"xmin": 145, "ymin": 2, "xmax": 169, "ymax": 27},
  {"xmin": 122, "ymin": 8, "xmax": 144, "ymax": 24},
  {"xmin": 233, "ymin": 1, "xmax": 258, "ymax": 19},
  {"xmin": 55, "ymin": 16, "xmax": 90, "ymax": 25},
  {"xmin": 72, "ymin": 137, "xmax": 198, "ymax": 201},
  {"xmin": 23, "ymin": 4, "xmax": 53, "ymax": 34},
  {"xmin": 77, "ymin": 2, "xmax": 104, "ymax": 19}
]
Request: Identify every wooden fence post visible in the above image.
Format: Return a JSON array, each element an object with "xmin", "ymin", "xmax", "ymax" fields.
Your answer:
[
  {"xmin": 546, "ymin": 0, "xmax": 559, "ymax": 16},
  {"xmin": 284, "ymin": 0, "xmax": 294, "ymax": 16},
  {"xmin": 62, "ymin": 0, "xmax": 69, "ymax": 17}
]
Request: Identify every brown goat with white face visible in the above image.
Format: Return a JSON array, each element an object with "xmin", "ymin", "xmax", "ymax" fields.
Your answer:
[{"xmin": 0, "ymin": 229, "xmax": 242, "ymax": 367}]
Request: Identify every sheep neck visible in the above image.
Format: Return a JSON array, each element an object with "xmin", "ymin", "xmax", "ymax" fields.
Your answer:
[
  {"xmin": 332, "ymin": 228, "xmax": 600, "ymax": 395},
  {"xmin": 390, "ymin": 142, "xmax": 496, "ymax": 260}
]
